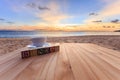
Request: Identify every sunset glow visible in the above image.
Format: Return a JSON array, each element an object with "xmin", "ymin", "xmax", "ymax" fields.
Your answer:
[{"xmin": 0, "ymin": 0, "xmax": 120, "ymax": 31}]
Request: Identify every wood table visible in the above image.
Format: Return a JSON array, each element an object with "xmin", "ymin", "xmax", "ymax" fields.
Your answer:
[{"xmin": 0, "ymin": 43, "xmax": 120, "ymax": 80}]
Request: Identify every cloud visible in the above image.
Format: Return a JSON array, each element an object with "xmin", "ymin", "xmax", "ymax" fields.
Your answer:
[
  {"xmin": 92, "ymin": 20, "xmax": 102, "ymax": 23},
  {"xmin": 26, "ymin": 3, "xmax": 36, "ymax": 8},
  {"xmin": 0, "ymin": 18, "xmax": 5, "ymax": 21},
  {"xmin": 20, "ymin": 22, "xmax": 120, "ymax": 31},
  {"xmin": 39, "ymin": 13, "xmax": 70, "ymax": 24},
  {"xmin": 26, "ymin": 2, "xmax": 50, "ymax": 11},
  {"xmin": 100, "ymin": 0, "xmax": 120, "ymax": 18},
  {"xmin": 0, "ymin": 17, "xmax": 14, "ymax": 24},
  {"xmin": 38, "ymin": 6, "xmax": 50, "ymax": 11},
  {"xmin": 37, "ymin": 1, "xmax": 72, "ymax": 24},
  {"xmin": 89, "ymin": 13, "xmax": 98, "ymax": 16},
  {"xmin": 6, "ymin": 21, "xmax": 14, "ymax": 24},
  {"xmin": 111, "ymin": 19, "xmax": 119, "ymax": 23},
  {"xmin": 5, "ymin": 0, "xmax": 71, "ymax": 26},
  {"xmin": 85, "ymin": 0, "xmax": 120, "ymax": 23}
]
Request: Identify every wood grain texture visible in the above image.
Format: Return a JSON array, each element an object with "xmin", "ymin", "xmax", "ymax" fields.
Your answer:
[{"xmin": 0, "ymin": 43, "xmax": 120, "ymax": 80}]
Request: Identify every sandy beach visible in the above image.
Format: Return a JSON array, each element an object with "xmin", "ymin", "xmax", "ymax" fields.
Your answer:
[
  {"xmin": 0, "ymin": 36, "xmax": 120, "ymax": 80},
  {"xmin": 0, "ymin": 35, "xmax": 120, "ymax": 55}
]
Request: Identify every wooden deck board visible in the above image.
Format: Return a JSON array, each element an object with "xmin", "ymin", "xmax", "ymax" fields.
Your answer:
[
  {"xmin": 54, "ymin": 44, "xmax": 75, "ymax": 80},
  {"xmin": 0, "ymin": 43, "xmax": 120, "ymax": 80}
]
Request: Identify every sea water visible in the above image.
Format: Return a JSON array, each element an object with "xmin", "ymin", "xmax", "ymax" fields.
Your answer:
[{"xmin": 0, "ymin": 30, "xmax": 120, "ymax": 38}]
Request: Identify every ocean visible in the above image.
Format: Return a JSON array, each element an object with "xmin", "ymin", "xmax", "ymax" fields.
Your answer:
[{"xmin": 0, "ymin": 30, "xmax": 120, "ymax": 38}]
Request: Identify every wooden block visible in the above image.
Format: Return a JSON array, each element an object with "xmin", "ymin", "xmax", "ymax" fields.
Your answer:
[
  {"xmin": 44, "ymin": 47, "xmax": 50, "ymax": 54},
  {"xmin": 30, "ymin": 49, "xmax": 37, "ymax": 57},
  {"xmin": 21, "ymin": 50, "xmax": 30, "ymax": 59},
  {"xmin": 37, "ymin": 48, "xmax": 43, "ymax": 55},
  {"xmin": 37, "ymin": 48, "xmax": 49, "ymax": 55},
  {"xmin": 21, "ymin": 46, "xmax": 59, "ymax": 59},
  {"xmin": 50, "ymin": 47, "xmax": 55, "ymax": 53}
]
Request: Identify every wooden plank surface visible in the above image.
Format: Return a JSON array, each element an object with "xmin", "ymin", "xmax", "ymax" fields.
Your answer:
[{"xmin": 0, "ymin": 43, "xmax": 120, "ymax": 80}]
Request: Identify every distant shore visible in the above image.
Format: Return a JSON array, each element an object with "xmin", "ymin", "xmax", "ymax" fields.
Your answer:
[{"xmin": 0, "ymin": 35, "xmax": 120, "ymax": 55}]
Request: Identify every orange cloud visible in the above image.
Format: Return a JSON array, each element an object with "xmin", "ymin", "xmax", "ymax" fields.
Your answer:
[
  {"xmin": 20, "ymin": 22, "xmax": 120, "ymax": 31},
  {"xmin": 1, "ymin": 22, "xmax": 120, "ymax": 31}
]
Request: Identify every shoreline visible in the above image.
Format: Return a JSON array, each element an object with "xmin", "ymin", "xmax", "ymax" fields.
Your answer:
[{"xmin": 0, "ymin": 35, "xmax": 120, "ymax": 55}]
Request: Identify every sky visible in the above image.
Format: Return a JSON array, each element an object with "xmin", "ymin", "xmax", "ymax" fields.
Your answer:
[{"xmin": 0, "ymin": 0, "xmax": 120, "ymax": 31}]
